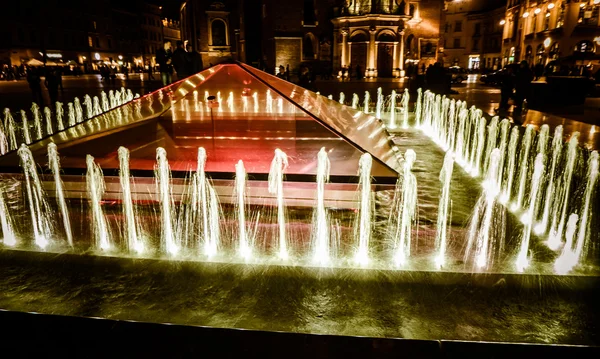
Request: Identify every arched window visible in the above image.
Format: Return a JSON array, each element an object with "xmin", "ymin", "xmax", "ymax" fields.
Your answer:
[
  {"xmin": 525, "ymin": 45, "xmax": 533, "ymax": 63},
  {"xmin": 549, "ymin": 42, "xmax": 560, "ymax": 60},
  {"xmin": 575, "ymin": 40, "xmax": 595, "ymax": 53},
  {"xmin": 377, "ymin": 31, "xmax": 396, "ymax": 42},
  {"xmin": 536, "ymin": 44, "xmax": 546, "ymax": 64},
  {"xmin": 211, "ymin": 19, "xmax": 227, "ymax": 46},
  {"xmin": 350, "ymin": 31, "xmax": 368, "ymax": 42},
  {"xmin": 303, "ymin": 33, "xmax": 317, "ymax": 59}
]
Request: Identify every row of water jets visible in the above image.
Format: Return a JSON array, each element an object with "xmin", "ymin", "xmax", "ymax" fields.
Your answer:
[
  {"xmin": 413, "ymin": 89, "xmax": 598, "ymax": 273},
  {"xmin": 3, "ymin": 143, "xmax": 417, "ymax": 269},
  {"xmin": 0, "ymin": 88, "xmax": 138, "ymax": 155}
]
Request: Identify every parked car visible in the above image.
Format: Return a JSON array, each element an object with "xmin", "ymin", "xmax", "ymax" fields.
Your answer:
[
  {"xmin": 480, "ymin": 68, "xmax": 507, "ymax": 86},
  {"xmin": 448, "ymin": 66, "xmax": 468, "ymax": 83}
]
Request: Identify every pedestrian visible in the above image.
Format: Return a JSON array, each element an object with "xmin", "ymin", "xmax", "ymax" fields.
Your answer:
[
  {"xmin": 27, "ymin": 67, "xmax": 43, "ymax": 105},
  {"xmin": 514, "ymin": 60, "xmax": 533, "ymax": 116},
  {"xmin": 185, "ymin": 44, "xmax": 203, "ymax": 75},
  {"xmin": 171, "ymin": 41, "xmax": 188, "ymax": 80},
  {"xmin": 277, "ymin": 65, "xmax": 285, "ymax": 78},
  {"xmin": 44, "ymin": 69, "xmax": 60, "ymax": 106},
  {"xmin": 156, "ymin": 40, "xmax": 173, "ymax": 86},
  {"xmin": 285, "ymin": 64, "xmax": 290, "ymax": 81},
  {"xmin": 497, "ymin": 65, "xmax": 515, "ymax": 114}
]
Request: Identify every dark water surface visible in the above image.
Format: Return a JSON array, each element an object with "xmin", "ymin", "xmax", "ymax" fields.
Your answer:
[{"xmin": 0, "ymin": 250, "xmax": 597, "ymax": 346}]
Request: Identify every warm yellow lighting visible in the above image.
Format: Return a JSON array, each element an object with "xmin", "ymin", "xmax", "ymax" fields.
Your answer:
[
  {"xmin": 118, "ymin": 55, "xmax": 123, "ymax": 60},
  {"xmin": 595, "ymin": 36, "xmax": 600, "ymax": 45},
  {"xmin": 580, "ymin": 3, "xmax": 586, "ymax": 8},
  {"xmin": 523, "ymin": 12, "xmax": 529, "ymax": 18},
  {"xmin": 534, "ymin": 8, "xmax": 541, "ymax": 14},
  {"xmin": 500, "ymin": 19, "xmax": 506, "ymax": 25},
  {"xmin": 546, "ymin": 12, "xmax": 551, "ymax": 17},
  {"xmin": 544, "ymin": 38, "xmax": 552, "ymax": 48},
  {"xmin": 548, "ymin": 3, "xmax": 555, "ymax": 10},
  {"xmin": 595, "ymin": 0, "xmax": 600, "ymax": 5}
]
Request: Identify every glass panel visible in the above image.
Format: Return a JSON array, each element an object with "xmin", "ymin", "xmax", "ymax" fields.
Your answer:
[{"xmin": 0, "ymin": 64, "xmax": 399, "ymax": 179}]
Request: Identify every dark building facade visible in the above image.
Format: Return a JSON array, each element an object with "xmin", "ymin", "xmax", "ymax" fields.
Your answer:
[
  {"xmin": 180, "ymin": 0, "xmax": 245, "ymax": 66},
  {"xmin": 0, "ymin": 0, "xmax": 173, "ymax": 72}
]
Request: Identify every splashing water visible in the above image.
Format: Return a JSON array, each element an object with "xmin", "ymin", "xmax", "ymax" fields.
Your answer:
[
  {"xmin": 495, "ymin": 119, "xmax": 510, "ymax": 185},
  {"xmin": 500, "ymin": 126, "xmax": 519, "ymax": 204},
  {"xmin": 48, "ymin": 143, "xmax": 73, "ymax": 247},
  {"xmin": 389, "ymin": 90, "xmax": 397, "ymax": 129},
  {"xmin": 20, "ymin": 110, "xmax": 32, "ymax": 144},
  {"xmin": 393, "ymin": 150, "xmax": 418, "ymax": 267},
  {"xmin": 339, "ymin": 92, "xmax": 345, "ymax": 105},
  {"xmin": 470, "ymin": 112, "xmax": 486, "ymax": 177},
  {"xmin": 466, "ymin": 149, "xmax": 502, "ymax": 269},
  {"xmin": 3, "ymin": 108, "xmax": 17, "ymax": 150},
  {"xmin": 537, "ymin": 124, "xmax": 550, "ymax": 156},
  {"xmin": 155, "ymin": 148, "xmax": 178, "ymax": 255},
  {"xmin": 83, "ymin": 95, "xmax": 93, "ymax": 120},
  {"xmin": 101, "ymin": 91, "xmax": 109, "ymax": 112},
  {"xmin": 118, "ymin": 147, "xmax": 144, "ymax": 254},
  {"xmin": 414, "ymin": 88, "xmax": 422, "ymax": 127},
  {"xmin": 252, "ymin": 92, "xmax": 259, "ymax": 113},
  {"xmin": 86, "ymin": 155, "xmax": 111, "ymax": 250},
  {"xmin": 573, "ymin": 151, "xmax": 598, "ymax": 264},
  {"xmin": 375, "ymin": 87, "xmax": 383, "ymax": 119},
  {"xmin": 548, "ymin": 133, "xmax": 579, "ymax": 250},
  {"xmin": 535, "ymin": 125, "xmax": 563, "ymax": 235},
  {"xmin": 93, "ymin": 96, "xmax": 102, "ymax": 116},
  {"xmin": 74, "ymin": 97, "xmax": 83, "ymax": 123},
  {"xmin": 194, "ymin": 148, "xmax": 220, "ymax": 258},
  {"xmin": 18, "ymin": 144, "xmax": 51, "ymax": 249},
  {"xmin": 515, "ymin": 154, "xmax": 546, "ymax": 272},
  {"xmin": 67, "ymin": 102, "xmax": 76, "ymax": 127},
  {"xmin": 43, "ymin": 107, "xmax": 53, "ymax": 135},
  {"xmin": 363, "ymin": 91, "xmax": 370, "ymax": 114},
  {"xmin": 355, "ymin": 153, "xmax": 372, "ymax": 266},
  {"xmin": 312, "ymin": 147, "xmax": 331, "ymax": 265},
  {"xmin": 0, "ymin": 183, "xmax": 17, "ymax": 246},
  {"xmin": 235, "ymin": 160, "xmax": 252, "ymax": 260},
  {"xmin": 30, "ymin": 103, "xmax": 42, "ymax": 140},
  {"xmin": 482, "ymin": 117, "xmax": 498, "ymax": 177},
  {"xmin": 351, "ymin": 93, "xmax": 359, "ymax": 109},
  {"xmin": 554, "ymin": 214, "xmax": 580, "ymax": 275},
  {"xmin": 435, "ymin": 152, "xmax": 454, "ymax": 268},
  {"xmin": 268, "ymin": 149, "xmax": 289, "ymax": 260},
  {"xmin": 55, "ymin": 102, "xmax": 65, "ymax": 131},
  {"xmin": 402, "ymin": 88, "xmax": 410, "ymax": 129},
  {"xmin": 513, "ymin": 125, "xmax": 535, "ymax": 211}
]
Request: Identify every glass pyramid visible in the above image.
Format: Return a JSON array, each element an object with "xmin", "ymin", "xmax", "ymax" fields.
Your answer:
[{"xmin": 0, "ymin": 63, "xmax": 401, "ymax": 179}]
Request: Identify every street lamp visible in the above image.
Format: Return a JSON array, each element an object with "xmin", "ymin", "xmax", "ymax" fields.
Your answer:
[
  {"xmin": 534, "ymin": 8, "xmax": 541, "ymax": 15},
  {"xmin": 548, "ymin": 3, "xmax": 555, "ymax": 10},
  {"xmin": 500, "ymin": 19, "xmax": 506, "ymax": 25},
  {"xmin": 522, "ymin": 12, "xmax": 530, "ymax": 18}
]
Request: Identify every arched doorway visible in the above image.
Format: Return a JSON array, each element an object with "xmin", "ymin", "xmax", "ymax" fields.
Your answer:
[
  {"xmin": 525, "ymin": 45, "xmax": 533, "ymax": 64},
  {"xmin": 536, "ymin": 44, "xmax": 547, "ymax": 65},
  {"xmin": 377, "ymin": 31, "xmax": 395, "ymax": 77},
  {"xmin": 349, "ymin": 31, "xmax": 368, "ymax": 77}
]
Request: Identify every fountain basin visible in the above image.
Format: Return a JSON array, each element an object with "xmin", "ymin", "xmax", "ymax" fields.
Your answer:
[{"xmin": 0, "ymin": 248, "xmax": 598, "ymax": 348}]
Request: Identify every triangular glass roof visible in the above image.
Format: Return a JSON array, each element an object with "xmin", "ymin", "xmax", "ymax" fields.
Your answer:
[{"xmin": 0, "ymin": 63, "xmax": 401, "ymax": 179}]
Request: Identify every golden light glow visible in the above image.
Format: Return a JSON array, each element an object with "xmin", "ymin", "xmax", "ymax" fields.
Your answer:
[
  {"xmin": 534, "ymin": 8, "xmax": 541, "ymax": 14},
  {"xmin": 548, "ymin": 3, "xmax": 555, "ymax": 10},
  {"xmin": 522, "ymin": 12, "xmax": 529, "ymax": 18},
  {"xmin": 500, "ymin": 19, "xmax": 506, "ymax": 25},
  {"xmin": 544, "ymin": 38, "xmax": 552, "ymax": 48}
]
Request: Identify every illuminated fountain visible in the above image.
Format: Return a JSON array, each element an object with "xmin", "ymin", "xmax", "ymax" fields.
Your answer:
[
  {"xmin": 118, "ymin": 147, "xmax": 144, "ymax": 254},
  {"xmin": 312, "ymin": 147, "xmax": 330, "ymax": 265},
  {"xmin": 375, "ymin": 87, "xmax": 383, "ymax": 119},
  {"xmin": 354, "ymin": 153, "xmax": 372, "ymax": 266},
  {"xmin": 351, "ymin": 93, "xmax": 359, "ymax": 109},
  {"xmin": 388, "ymin": 90, "xmax": 397, "ymax": 129},
  {"xmin": 268, "ymin": 149, "xmax": 289, "ymax": 260},
  {"xmin": 434, "ymin": 152, "xmax": 454, "ymax": 268},
  {"xmin": 48, "ymin": 143, "xmax": 73, "ymax": 247},
  {"xmin": 401, "ymin": 88, "xmax": 409, "ymax": 129},
  {"xmin": 535, "ymin": 125, "xmax": 564, "ymax": 235},
  {"xmin": 391, "ymin": 149, "xmax": 417, "ymax": 267},
  {"xmin": 363, "ymin": 91, "xmax": 370, "ymax": 114}
]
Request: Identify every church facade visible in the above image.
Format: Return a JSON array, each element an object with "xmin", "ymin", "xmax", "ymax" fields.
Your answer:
[{"xmin": 332, "ymin": 0, "xmax": 443, "ymax": 78}]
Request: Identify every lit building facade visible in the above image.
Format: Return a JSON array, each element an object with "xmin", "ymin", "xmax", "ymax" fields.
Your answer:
[
  {"xmin": 441, "ymin": 0, "xmax": 505, "ymax": 70},
  {"xmin": 331, "ymin": 0, "xmax": 444, "ymax": 78},
  {"xmin": 180, "ymin": 0, "xmax": 245, "ymax": 67},
  {"xmin": 501, "ymin": 0, "xmax": 600, "ymax": 69}
]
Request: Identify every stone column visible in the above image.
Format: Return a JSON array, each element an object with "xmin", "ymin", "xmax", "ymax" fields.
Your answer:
[
  {"xmin": 399, "ymin": 30, "xmax": 405, "ymax": 76},
  {"xmin": 392, "ymin": 42, "xmax": 398, "ymax": 77},
  {"xmin": 368, "ymin": 27, "xmax": 377, "ymax": 78},
  {"xmin": 341, "ymin": 29, "xmax": 349, "ymax": 68}
]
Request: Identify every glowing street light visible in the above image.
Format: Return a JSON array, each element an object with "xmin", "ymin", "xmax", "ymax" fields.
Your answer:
[
  {"xmin": 534, "ymin": 8, "xmax": 541, "ymax": 15},
  {"xmin": 548, "ymin": 3, "xmax": 555, "ymax": 10},
  {"xmin": 523, "ymin": 11, "xmax": 530, "ymax": 18},
  {"xmin": 500, "ymin": 19, "xmax": 506, "ymax": 25}
]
